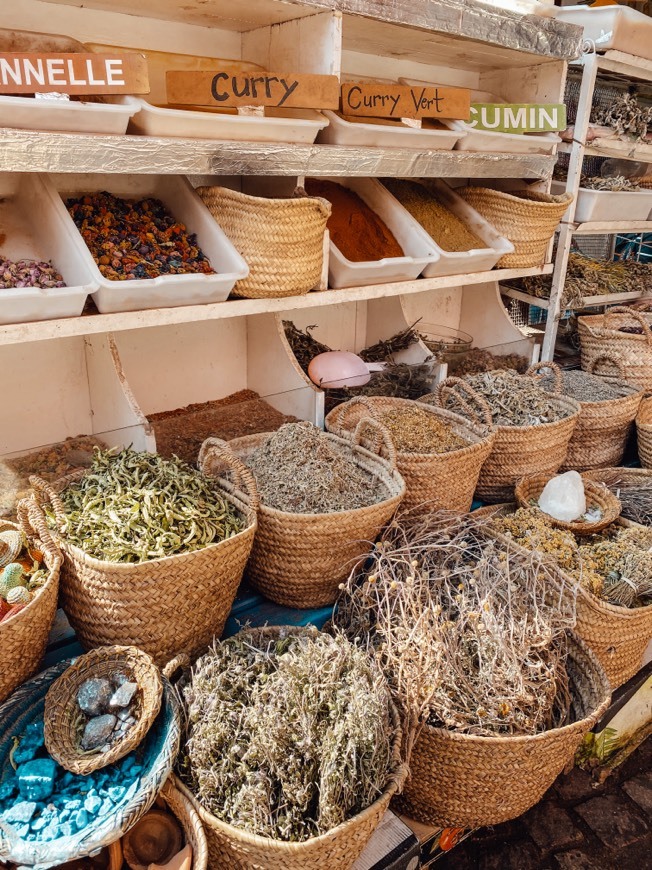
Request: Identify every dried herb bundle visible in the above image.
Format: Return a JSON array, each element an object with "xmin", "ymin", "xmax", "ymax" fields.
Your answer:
[
  {"xmin": 596, "ymin": 93, "xmax": 652, "ymax": 142},
  {"xmin": 335, "ymin": 511, "xmax": 575, "ymax": 744},
  {"xmin": 51, "ymin": 448, "xmax": 243, "ymax": 562},
  {"xmin": 326, "ymin": 363, "xmax": 434, "ymax": 409},
  {"xmin": 447, "ymin": 347, "xmax": 529, "ymax": 376},
  {"xmin": 181, "ymin": 628, "xmax": 396, "ymax": 842},
  {"xmin": 581, "ymin": 175, "xmax": 640, "ymax": 192},
  {"xmin": 246, "ymin": 422, "xmax": 388, "ymax": 513},
  {"xmin": 283, "ymin": 321, "xmax": 331, "ymax": 374},
  {"xmin": 359, "ymin": 322, "xmax": 422, "ymax": 363},
  {"xmin": 591, "ymin": 471, "xmax": 652, "ymax": 526}
]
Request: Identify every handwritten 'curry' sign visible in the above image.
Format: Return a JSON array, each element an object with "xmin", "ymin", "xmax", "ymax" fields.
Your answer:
[
  {"xmin": 166, "ymin": 69, "xmax": 340, "ymax": 109},
  {"xmin": 340, "ymin": 83, "xmax": 471, "ymax": 120}
]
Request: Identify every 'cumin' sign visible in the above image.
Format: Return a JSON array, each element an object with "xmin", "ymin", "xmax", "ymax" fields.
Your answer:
[
  {"xmin": 0, "ymin": 52, "xmax": 149, "ymax": 94},
  {"xmin": 166, "ymin": 69, "xmax": 340, "ymax": 109},
  {"xmin": 340, "ymin": 82, "xmax": 470, "ymax": 120},
  {"xmin": 469, "ymin": 103, "xmax": 567, "ymax": 133}
]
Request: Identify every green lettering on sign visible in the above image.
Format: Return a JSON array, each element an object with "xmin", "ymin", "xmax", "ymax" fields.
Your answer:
[{"xmin": 469, "ymin": 103, "xmax": 567, "ymax": 134}]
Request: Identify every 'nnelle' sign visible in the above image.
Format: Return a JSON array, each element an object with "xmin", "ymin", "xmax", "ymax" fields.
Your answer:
[
  {"xmin": 0, "ymin": 52, "xmax": 149, "ymax": 94},
  {"xmin": 469, "ymin": 103, "xmax": 567, "ymax": 133},
  {"xmin": 166, "ymin": 69, "xmax": 340, "ymax": 109},
  {"xmin": 340, "ymin": 82, "xmax": 471, "ymax": 120}
]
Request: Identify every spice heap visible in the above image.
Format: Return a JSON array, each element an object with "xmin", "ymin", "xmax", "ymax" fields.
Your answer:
[
  {"xmin": 0, "ymin": 529, "xmax": 47, "ymax": 624},
  {"xmin": 0, "ymin": 257, "xmax": 66, "ymax": 289},
  {"xmin": 245, "ymin": 422, "xmax": 388, "ymax": 513},
  {"xmin": 181, "ymin": 628, "xmax": 395, "ymax": 841},
  {"xmin": 0, "ymin": 719, "xmax": 144, "ymax": 843},
  {"xmin": 66, "ymin": 192, "xmax": 214, "ymax": 281},
  {"xmin": 446, "ymin": 347, "xmax": 529, "ymax": 376},
  {"xmin": 72, "ymin": 673, "xmax": 140, "ymax": 755},
  {"xmin": 595, "ymin": 93, "xmax": 652, "ymax": 143},
  {"xmin": 49, "ymin": 448, "xmax": 244, "ymax": 563},
  {"xmin": 335, "ymin": 511, "xmax": 575, "ymax": 739},
  {"xmin": 304, "ymin": 179, "xmax": 404, "ymax": 262},
  {"xmin": 382, "ymin": 178, "xmax": 485, "ymax": 252},
  {"xmin": 539, "ymin": 368, "xmax": 634, "ymax": 402},
  {"xmin": 380, "ymin": 407, "xmax": 468, "ymax": 454},
  {"xmin": 591, "ymin": 471, "xmax": 652, "ymax": 526},
  {"xmin": 580, "ymin": 175, "xmax": 641, "ymax": 192}
]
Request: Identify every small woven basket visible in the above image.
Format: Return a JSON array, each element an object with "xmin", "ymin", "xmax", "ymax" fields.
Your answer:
[
  {"xmin": 27, "ymin": 441, "xmax": 258, "ymax": 666},
  {"xmin": 394, "ymin": 632, "xmax": 610, "ymax": 828},
  {"xmin": 579, "ymin": 306, "xmax": 652, "ymax": 391},
  {"xmin": 636, "ymin": 393, "xmax": 652, "ymax": 468},
  {"xmin": 44, "ymin": 645, "xmax": 163, "ymax": 775},
  {"xmin": 514, "ymin": 473, "xmax": 621, "ymax": 536},
  {"xmin": 458, "ymin": 186, "xmax": 573, "ymax": 268},
  {"xmin": 225, "ymin": 422, "xmax": 405, "ymax": 608},
  {"xmin": 197, "ymin": 186, "xmax": 330, "ymax": 299},
  {"xmin": 0, "ymin": 503, "xmax": 61, "ymax": 704},
  {"xmin": 160, "ymin": 776, "xmax": 209, "ymax": 870},
  {"xmin": 325, "ymin": 395, "xmax": 495, "ymax": 514},
  {"xmin": 421, "ymin": 364, "xmax": 581, "ymax": 503}
]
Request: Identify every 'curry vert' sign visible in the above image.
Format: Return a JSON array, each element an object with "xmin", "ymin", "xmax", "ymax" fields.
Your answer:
[
  {"xmin": 340, "ymin": 82, "xmax": 471, "ymax": 120},
  {"xmin": 0, "ymin": 53, "xmax": 149, "ymax": 94},
  {"xmin": 469, "ymin": 103, "xmax": 567, "ymax": 133},
  {"xmin": 166, "ymin": 69, "xmax": 340, "ymax": 109}
]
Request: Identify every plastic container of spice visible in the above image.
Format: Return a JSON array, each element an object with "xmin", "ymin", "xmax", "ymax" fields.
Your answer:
[
  {"xmin": 307, "ymin": 177, "xmax": 439, "ymax": 288},
  {"xmin": 0, "ymin": 95, "xmax": 137, "ymax": 136},
  {"xmin": 0, "ymin": 173, "xmax": 94, "ymax": 325},
  {"xmin": 41, "ymin": 173, "xmax": 249, "ymax": 314},
  {"xmin": 551, "ymin": 180, "xmax": 652, "ymax": 223},
  {"xmin": 317, "ymin": 110, "xmax": 462, "ymax": 150}
]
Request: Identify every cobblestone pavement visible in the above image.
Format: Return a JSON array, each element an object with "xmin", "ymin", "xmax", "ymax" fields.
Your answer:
[{"xmin": 436, "ymin": 738, "xmax": 651, "ymax": 869}]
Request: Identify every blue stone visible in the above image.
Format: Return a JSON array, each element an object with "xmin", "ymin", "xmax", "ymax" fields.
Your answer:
[
  {"xmin": 2, "ymin": 801, "xmax": 37, "ymax": 824},
  {"xmin": 17, "ymin": 759, "xmax": 57, "ymax": 802},
  {"xmin": 31, "ymin": 816, "xmax": 48, "ymax": 832},
  {"xmin": 0, "ymin": 772, "xmax": 18, "ymax": 800},
  {"xmin": 40, "ymin": 821, "xmax": 60, "ymax": 842},
  {"xmin": 59, "ymin": 821, "xmax": 74, "ymax": 838},
  {"xmin": 107, "ymin": 785, "xmax": 125, "ymax": 802},
  {"xmin": 73, "ymin": 808, "xmax": 89, "ymax": 830},
  {"xmin": 14, "ymin": 823, "xmax": 30, "ymax": 838},
  {"xmin": 60, "ymin": 771, "xmax": 75, "ymax": 788},
  {"xmin": 99, "ymin": 798, "xmax": 113, "ymax": 816},
  {"xmin": 59, "ymin": 809, "xmax": 70, "ymax": 821},
  {"xmin": 64, "ymin": 798, "xmax": 82, "ymax": 811},
  {"xmin": 84, "ymin": 793, "xmax": 102, "ymax": 815}
]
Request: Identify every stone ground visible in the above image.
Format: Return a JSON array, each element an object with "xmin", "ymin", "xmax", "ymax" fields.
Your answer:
[{"xmin": 436, "ymin": 737, "xmax": 651, "ymax": 869}]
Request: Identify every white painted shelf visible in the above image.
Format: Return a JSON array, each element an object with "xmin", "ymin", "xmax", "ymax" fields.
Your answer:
[
  {"xmin": 570, "ymin": 221, "xmax": 652, "ymax": 236},
  {"xmin": 501, "ymin": 284, "xmax": 648, "ymax": 312}
]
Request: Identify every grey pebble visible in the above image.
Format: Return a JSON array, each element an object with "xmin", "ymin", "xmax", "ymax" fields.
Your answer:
[
  {"xmin": 77, "ymin": 679, "xmax": 112, "ymax": 716},
  {"xmin": 109, "ymin": 682, "xmax": 138, "ymax": 709},
  {"xmin": 81, "ymin": 715, "xmax": 117, "ymax": 751}
]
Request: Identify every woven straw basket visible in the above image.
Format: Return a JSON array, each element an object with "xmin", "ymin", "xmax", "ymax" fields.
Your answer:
[
  {"xmin": 514, "ymin": 473, "xmax": 621, "ymax": 536},
  {"xmin": 579, "ymin": 306, "xmax": 652, "ymax": 391},
  {"xmin": 197, "ymin": 186, "xmax": 330, "ymax": 299},
  {"xmin": 157, "ymin": 776, "xmax": 209, "ymax": 870},
  {"xmin": 458, "ymin": 186, "xmax": 573, "ymax": 268},
  {"xmin": 0, "ymin": 503, "xmax": 61, "ymax": 704},
  {"xmin": 636, "ymin": 393, "xmax": 652, "ymax": 468},
  {"xmin": 27, "ymin": 441, "xmax": 258, "ymax": 666},
  {"xmin": 325, "ymin": 395, "xmax": 495, "ymax": 514},
  {"xmin": 395, "ymin": 632, "xmax": 610, "ymax": 827},
  {"xmin": 421, "ymin": 366, "xmax": 580, "ymax": 503},
  {"xmin": 44, "ymin": 645, "xmax": 163, "ymax": 775},
  {"xmin": 226, "ymin": 423, "xmax": 405, "ymax": 608},
  {"xmin": 176, "ymin": 625, "xmax": 407, "ymax": 870}
]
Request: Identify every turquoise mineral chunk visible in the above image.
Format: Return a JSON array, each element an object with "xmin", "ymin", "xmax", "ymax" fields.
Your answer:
[
  {"xmin": 107, "ymin": 785, "xmax": 125, "ymax": 802},
  {"xmin": 17, "ymin": 759, "xmax": 57, "ymax": 802},
  {"xmin": 0, "ymin": 772, "xmax": 17, "ymax": 800},
  {"xmin": 73, "ymin": 808, "xmax": 89, "ymax": 830},
  {"xmin": 99, "ymin": 798, "xmax": 113, "ymax": 816},
  {"xmin": 59, "ymin": 821, "xmax": 74, "ymax": 838},
  {"xmin": 64, "ymin": 799, "xmax": 82, "ymax": 811},
  {"xmin": 2, "ymin": 801, "xmax": 37, "ymax": 824},
  {"xmin": 84, "ymin": 793, "xmax": 102, "ymax": 815},
  {"xmin": 40, "ymin": 821, "xmax": 60, "ymax": 842},
  {"xmin": 14, "ymin": 823, "xmax": 30, "ymax": 838}
]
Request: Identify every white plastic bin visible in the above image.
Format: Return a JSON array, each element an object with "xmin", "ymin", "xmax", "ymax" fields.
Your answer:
[
  {"xmin": 0, "ymin": 95, "xmax": 136, "ymax": 135},
  {"xmin": 42, "ymin": 174, "xmax": 249, "ymax": 314},
  {"xmin": 309, "ymin": 177, "xmax": 439, "ymax": 288},
  {"xmin": 551, "ymin": 180, "xmax": 652, "ymax": 223},
  {"xmin": 556, "ymin": 5, "xmax": 652, "ymax": 61},
  {"xmin": 0, "ymin": 174, "xmax": 94, "ymax": 325},
  {"xmin": 317, "ymin": 110, "xmax": 462, "ymax": 150},
  {"xmin": 382, "ymin": 179, "xmax": 513, "ymax": 277},
  {"xmin": 126, "ymin": 97, "xmax": 328, "ymax": 144}
]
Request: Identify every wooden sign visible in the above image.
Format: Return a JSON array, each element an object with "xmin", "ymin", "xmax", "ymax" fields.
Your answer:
[
  {"xmin": 0, "ymin": 52, "xmax": 149, "ymax": 94},
  {"xmin": 340, "ymin": 82, "xmax": 471, "ymax": 120},
  {"xmin": 166, "ymin": 69, "xmax": 340, "ymax": 109},
  {"xmin": 469, "ymin": 103, "xmax": 567, "ymax": 133}
]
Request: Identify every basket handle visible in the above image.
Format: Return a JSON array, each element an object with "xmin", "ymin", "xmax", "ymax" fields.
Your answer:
[
  {"xmin": 334, "ymin": 396, "xmax": 379, "ymax": 430},
  {"xmin": 434, "ymin": 377, "xmax": 493, "ymax": 428},
  {"xmin": 16, "ymin": 498, "xmax": 62, "ymax": 568},
  {"xmin": 29, "ymin": 475, "xmax": 67, "ymax": 528},
  {"xmin": 526, "ymin": 361, "xmax": 563, "ymax": 394},
  {"xmin": 198, "ymin": 438, "xmax": 260, "ymax": 513},
  {"xmin": 604, "ymin": 306, "xmax": 652, "ymax": 345},
  {"xmin": 352, "ymin": 417, "xmax": 397, "ymax": 471},
  {"xmin": 162, "ymin": 653, "xmax": 190, "ymax": 682},
  {"xmin": 587, "ymin": 353, "xmax": 626, "ymax": 381}
]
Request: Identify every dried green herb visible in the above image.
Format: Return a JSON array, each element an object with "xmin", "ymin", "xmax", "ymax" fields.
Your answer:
[
  {"xmin": 539, "ymin": 369, "xmax": 634, "ymax": 402},
  {"xmin": 359, "ymin": 322, "xmax": 422, "ymax": 362},
  {"xmin": 380, "ymin": 407, "xmax": 467, "ymax": 454},
  {"xmin": 282, "ymin": 321, "xmax": 331, "ymax": 374},
  {"xmin": 447, "ymin": 347, "xmax": 529, "ymax": 376}
]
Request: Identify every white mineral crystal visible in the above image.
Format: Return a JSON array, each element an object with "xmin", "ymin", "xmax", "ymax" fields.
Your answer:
[{"xmin": 538, "ymin": 471, "xmax": 586, "ymax": 522}]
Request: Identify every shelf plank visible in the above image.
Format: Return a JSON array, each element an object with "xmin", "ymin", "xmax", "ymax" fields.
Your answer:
[
  {"xmin": 571, "ymin": 221, "xmax": 652, "ymax": 235},
  {"xmin": 0, "ymin": 128, "xmax": 556, "ymax": 177},
  {"xmin": 1, "ymin": 265, "xmax": 553, "ymax": 347},
  {"xmin": 501, "ymin": 285, "xmax": 648, "ymax": 312}
]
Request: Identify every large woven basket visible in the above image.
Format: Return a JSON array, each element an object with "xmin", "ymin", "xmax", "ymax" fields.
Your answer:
[
  {"xmin": 197, "ymin": 186, "xmax": 330, "ymax": 299},
  {"xmin": 27, "ymin": 442, "xmax": 258, "ymax": 666},
  {"xmin": 325, "ymin": 395, "xmax": 495, "ymax": 514},
  {"xmin": 636, "ymin": 393, "xmax": 652, "ymax": 468},
  {"xmin": 159, "ymin": 776, "xmax": 209, "ymax": 870},
  {"xmin": 514, "ymin": 473, "xmax": 621, "ymax": 535},
  {"xmin": 579, "ymin": 306, "xmax": 652, "ymax": 391},
  {"xmin": 394, "ymin": 632, "xmax": 610, "ymax": 827},
  {"xmin": 176, "ymin": 625, "xmax": 407, "ymax": 870},
  {"xmin": 225, "ymin": 423, "xmax": 405, "ymax": 608},
  {"xmin": 0, "ymin": 503, "xmax": 61, "ymax": 704},
  {"xmin": 421, "ymin": 367, "xmax": 580, "ymax": 503},
  {"xmin": 458, "ymin": 186, "xmax": 573, "ymax": 268}
]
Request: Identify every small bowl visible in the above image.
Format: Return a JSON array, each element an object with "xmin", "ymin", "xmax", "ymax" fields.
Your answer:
[{"xmin": 514, "ymin": 474, "xmax": 621, "ymax": 535}]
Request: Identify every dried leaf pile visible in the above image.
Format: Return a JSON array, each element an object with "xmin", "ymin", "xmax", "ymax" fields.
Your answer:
[
  {"xmin": 335, "ymin": 511, "xmax": 575, "ymax": 743},
  {"xmin": 246, "ymin": 422, "xmax": 389, "ymax": 514},
  {"xmin": 49, "ymin": 448, "xmax": 244, "ymax": 562},
  {"xmin": 445, "ymin": 347, "xmax": 529, "ymax": 376},
  {"xmin": 380, "ymin": 407, "xmax": 468, "ymax": 454},
  {"xmin": 580, "ymin": 175, "xmax": 641, "ymax": 192},
  {"xmin": 539, "ymin": 369, "xmax": 634, "ymax": 403},
  {"xmin": 595, "ymin": 93, "xmax": 652, "ymax": 142},
  {"xmin": 591, "ymin": 471, "xmax": 652, "ymax": 526},
  {"xmin": 181, "ymin": 628, "xmax": 396, "ymax": 842}
]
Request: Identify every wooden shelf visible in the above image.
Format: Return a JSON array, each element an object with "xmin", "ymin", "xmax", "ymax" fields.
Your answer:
[
  {"xmin": 501, "ymin": 284, "xmax": 647, "ymax": 311},
  {"xmin": 1, "ymin": 266, "xmax": 552, "ymax": 347},
  {"xmin": 573, "ymin": 49, "xmax": 652, "ymax": 85},
  {"xmin": 560, "ymin": 138, "xmax": 652, "ymax": 165},
  {"xmin": 570, "ymin": 221, "xmax": 652, "ymax": 235}
]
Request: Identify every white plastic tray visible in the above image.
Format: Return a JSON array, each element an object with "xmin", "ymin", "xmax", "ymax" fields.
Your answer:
[
  {"xmin": 316, "ymin": 110, "xmax": 462, "ymax": 150},
  {"xmin": 556, "ymin": 5, "xmax": 652, "ymax": 61},
  {"xmin": 0, "ymin": 95, "xmax": 136, "ymax": 135},
  {"xmin": 382, "ymin": 179, "xmax": 513, "ymax": 278},
  {"xmin": 126, "ymin": 97, "xmax": 328, "ymax": 144},
  {"xmin": 42, "ymin": 174, "xmax": 249, "ymax": 314},
  {"xmin": 0, "ymin": 174, "xmax": 93, "ymax": 325},
  {"xmin": 309, "ymin": 177, "xmax": 439, "ymax": 288},
  {"xmin": 551, "ymin": 180, "xmax": 652, "ymax": 223}
]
